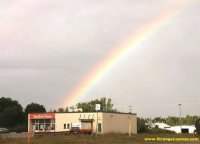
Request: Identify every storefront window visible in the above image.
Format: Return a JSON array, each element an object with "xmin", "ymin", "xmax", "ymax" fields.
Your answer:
[
  {"xmin": 45, "ymin": 124, "xmax": 50, "ymax": 130},
  {"xmin": 51, "ymin": 124, "xmax": 55, "ymax": 130},
  {"xmin": 32, "ymin": 119, "xmax": 55, "ymax": 132},
  {"xmin": 45, "ymin": 119, "xmax": 50, "ymax": 123},
  {"xmin": 39, "ymin": 124, "xmax": 44, "ymax": 130},
  {"xmin": 39, "ymin": 119, "xmax": 44, "ymax": 123},
  {"xmin": 35, "ymin": 124, "xmax": 39, "ymax": 130}
]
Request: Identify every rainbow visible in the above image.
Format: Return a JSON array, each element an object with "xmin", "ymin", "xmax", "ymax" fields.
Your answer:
[{"xmin": 60, "ymin": 0, "xmax": 197, "ymax": 107}]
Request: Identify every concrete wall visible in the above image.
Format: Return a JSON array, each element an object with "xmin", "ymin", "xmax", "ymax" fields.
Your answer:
[
  {"xmin": 55, "ymin": 113, "xmax": 103, "ymax": 133},
  {"xmin": 27, "ymin": 115, "xmax": 32, "ymax": 133},
  {"xmin": 28, "ymin": 112, "xmax": 137, "ymax": 134},
  {"xmin": 102, "ymin": 113, "xmax": 137, "ymax": 134}
]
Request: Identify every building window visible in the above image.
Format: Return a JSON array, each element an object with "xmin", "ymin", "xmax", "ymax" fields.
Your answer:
[
  {"xmin": 35, "ymin": 124, "xmax": 39, "ymax": 130},
  {"xmin": 67, "ymin": 123, "xmax": 70, "ymax": 129},
  {"xmin": 32, "ymin": 119, "xmax": 55, "ymax": 132},
  {"xmin": 51, "ymin": 124, "xmax": 55, "ymax": 130},
  {"xmin": 64, "ymin": 124, "xmax": 66, "ymax": 129},
  {"xmin": 39, "ymin": 124, "xmax": 44, "ymax": 130},
  {"xmin": 98, "ymin": 123, "xmax": 102, "ymax": 132}
]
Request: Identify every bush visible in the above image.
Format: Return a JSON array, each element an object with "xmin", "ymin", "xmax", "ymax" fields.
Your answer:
[
  {"xmin": 9, "ymin": 124, "xmax": 27, "ymax": 133},
  {"xmin": 137, "ymin": 118, "xmax": 148, "ymax": 133},
  {"xmin": 148, "ymin": 128, "xmax": 175, "ymax": 134}
]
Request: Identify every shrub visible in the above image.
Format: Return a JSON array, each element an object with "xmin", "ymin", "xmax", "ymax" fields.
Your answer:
[
  {"xmin": 148, "ymin": 128, "xmax": 175, "ymax": 134},
  {"xmin": 9, "ymin": 124, "xmax": 27, "ymax": 133}
]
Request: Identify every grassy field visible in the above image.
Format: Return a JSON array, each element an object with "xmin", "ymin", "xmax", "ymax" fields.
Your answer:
[{"xmin": 0, "ymin": 133, "xmax": 200, "ymax": 144}]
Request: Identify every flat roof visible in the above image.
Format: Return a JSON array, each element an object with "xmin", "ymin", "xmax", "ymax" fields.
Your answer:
[{"xmin": 29, "ymin": 112, "xmax": 136, "ymax": 115}]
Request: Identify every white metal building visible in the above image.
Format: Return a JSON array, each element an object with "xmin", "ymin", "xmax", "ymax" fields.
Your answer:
[{"xmin": 154, "ymin": 122, "xmax": 195, "ymax": 133}]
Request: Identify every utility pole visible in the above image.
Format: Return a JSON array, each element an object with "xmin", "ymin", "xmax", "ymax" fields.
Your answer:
[
  {"xmin": 128, "ymin": 116, "xmax": 131, "ymax": 138},
  {"xmin": 95, "ymin": 104, "xmax": 100, "ymax": 138},
  {"xmin": 178, "ymin": 104, "xmax": 182, "ymax": 133},
  {"xmin": 105, "ymin": 92, "xmax": 109, "ymax": 112},
  {"xmin": 129, "ymin": 106, "xmax": 132, "ymax": 113},
  {"xmin": 96, "ymin": 111, "xmax": 98, "ymax": 134},
  {"xmin": 128, "ymin": 106, "xmax": 132, "ymax": 137},
  {"xmin": 105, "ymin": 94, "xmax": 107, "ymax": 112}
]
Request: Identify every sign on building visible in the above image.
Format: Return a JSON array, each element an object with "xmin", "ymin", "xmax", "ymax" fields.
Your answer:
[
  {"xmin": 95, "ymin": 104, "xmax": 101, "ymax": 111},
  {"xmin": 29, "ymin": 113, "xmax": 55, "ymax": 119}
]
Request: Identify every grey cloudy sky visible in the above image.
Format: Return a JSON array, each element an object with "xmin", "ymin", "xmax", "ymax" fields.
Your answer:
[{"xmin": 0, "ymin": 0, "xmax": 200, "ymax": 117}]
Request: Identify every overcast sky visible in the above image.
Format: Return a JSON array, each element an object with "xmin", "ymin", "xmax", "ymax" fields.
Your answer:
[{"xmin": 0, "ymin": 0, "xmax": 200, "ymax": 117}]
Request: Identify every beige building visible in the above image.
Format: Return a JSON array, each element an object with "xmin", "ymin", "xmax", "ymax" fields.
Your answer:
[{"xmin": 28, "ymin": 112, "xmax": 137, "ymax": 134}]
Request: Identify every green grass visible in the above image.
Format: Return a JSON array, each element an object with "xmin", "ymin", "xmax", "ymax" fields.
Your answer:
[{"xmin": 0, "ymin": 133, "xmax": 200, "ymax": 144}]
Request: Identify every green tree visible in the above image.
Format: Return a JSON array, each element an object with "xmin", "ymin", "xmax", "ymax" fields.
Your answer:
[
  {"xmin": 76, "ymin": 97, "xmax": 117, "ymax": 112},
  {"xmin": 65, "ymin": 107, "xmax": 69, "ymax": 112},
  {"xmin": 98, "ymin": 97, "xmax": 115, "ymax": 112},
  {"xmin": 0, "ymin": 97, "xmax": 24, "ymax": 128},
  {"xmin": 165, "ymin": 116, "xmax": 179, "ymax": 126},
  {"xmin": 58, "ymin": 108, "xmax": 64, "ymax": 112},
  {"xmin": 137, "ymin": 117, "xmax": 148, "ymax": 133},
  {"xmin": 69, "ymin": 106, "xmax": 76, "ymax": 112},
  {"xmin": 152, "ymin": 117, "xmax": 166, "ymax": 123},
  {"xmin": 24, "ymin": 102, "xmax": 46, "ymax": 123},
  {"xmin": 25, "ymin": 103, "xmax": 46, "ymax": 115},
  {"xmin": 181, "ymin": 115, "xmax": 199, "ymax": 125}
]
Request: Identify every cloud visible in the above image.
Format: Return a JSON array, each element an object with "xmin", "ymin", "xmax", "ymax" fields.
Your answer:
[{"xmin": 0, "ymin": 0, "xmax": 200, "ymax": 117}]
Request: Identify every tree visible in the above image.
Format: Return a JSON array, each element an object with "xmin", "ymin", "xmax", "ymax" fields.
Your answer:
[
  {"xmin": 58, "ymin": 108, "xmax": 64, "ymax": 113},
  {"xmin": 69, "ymin": 106, "xmax": 76, "ymax": 112},
  {"xmin": 25, "ymin": 103, "xmax": 46, "ymax": 115},
  {"xmin": 0, "ymin": 97, "xmax": 24, "ymax": 128},
  {"xmin": 65, "ymin": 107, "xmax": 69, "ymax": 112},
  {"xmin": 24, "ymin": 102, "xmax": 46, "ymax": 126},
  {"xmin": 181, "ymin": 115, "xmax": 199, "ymax": 125},
  {"xmin": 76, "ymin": 97, "xmax": 117, "ymax": 112},
  {"xmin": 152, "ymin": 117, "xmax": 166, "ymax": 123},
  {"xmin": 48, "ymin": 109, "xmax": 57, "ymax": 112},
  {"xmin": 137, "ymin": 117, "xmax": 148, "ymax": 133},
  {"xmin": 165, "ymin": 116, "xmax": 179, "ymax": 126}
]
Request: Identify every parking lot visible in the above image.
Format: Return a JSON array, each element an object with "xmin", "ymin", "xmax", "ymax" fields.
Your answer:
[{"xmin": 0, "ymin": 132, "xmax": 28, "ymax": 139}]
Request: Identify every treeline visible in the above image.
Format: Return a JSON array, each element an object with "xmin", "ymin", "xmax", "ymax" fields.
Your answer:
[
  {"xmin": 0, "ymin": 97, "xmax": 46, "ymax": 132},
  {"xmin": 1, "ymin": 96, "xmax": 199, "ymax": 133},
  {"xmin": 0, "ymin": 97, "xmax": 117, "ymax": 132},
  {"xmin": 52, "ymin": 97, "xmax": 118, "ymax": 113},
  {"xmin": 137, "ymin": 116, "xmax": 200, "ymax": 133}
]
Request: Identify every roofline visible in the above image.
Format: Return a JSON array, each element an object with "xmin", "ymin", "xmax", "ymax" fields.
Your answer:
[{"xmin": 29, "ymin": 112, "xmax": 137, "ymax": 115}]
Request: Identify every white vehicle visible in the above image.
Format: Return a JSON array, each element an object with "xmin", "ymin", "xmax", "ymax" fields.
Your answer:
[
  {"xmin": 0, "ymin": 128, "xmax": 9, "ymax": 134},
  {"xmin": 153, "ymin": 122, "xmax": 195, "ymax": 133}
]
